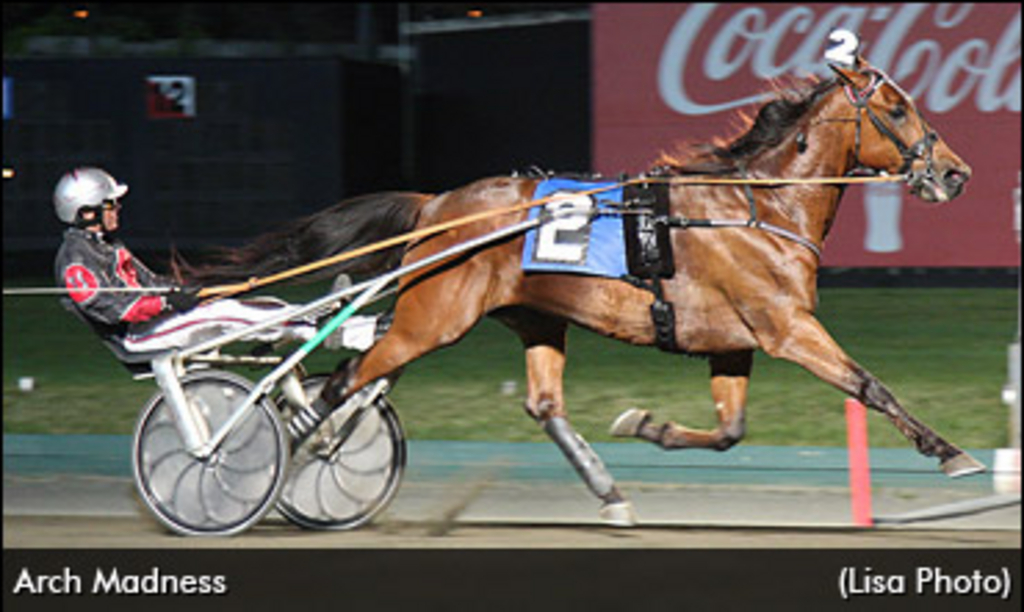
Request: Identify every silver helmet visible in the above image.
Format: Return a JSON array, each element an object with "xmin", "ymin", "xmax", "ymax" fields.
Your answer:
[{"xmin": 53, "ymin": 167, "xmax": 129, "ymax": 224}]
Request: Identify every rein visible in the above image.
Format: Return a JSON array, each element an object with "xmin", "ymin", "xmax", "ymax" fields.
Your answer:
[
  {"xmin": 202, "ymin": 72, "xmax": 930, "ymax": 297},
  {"xmin": 197, "ymin": 173, "xmax": 905, "ymax": 299},
  {"xmin": 3, "ymin": 174, "xmax": 904, "ymax": 300}
]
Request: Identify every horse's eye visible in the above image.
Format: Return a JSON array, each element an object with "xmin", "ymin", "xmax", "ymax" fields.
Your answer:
[{"xmin": 890, "ymin": 104, "xmax": 907, "ymax": 121}]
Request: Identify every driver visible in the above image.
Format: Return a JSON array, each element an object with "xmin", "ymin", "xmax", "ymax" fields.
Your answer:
[{"xmin": 52, "ymin": 167, "xmax": 377, "ymax": 353}]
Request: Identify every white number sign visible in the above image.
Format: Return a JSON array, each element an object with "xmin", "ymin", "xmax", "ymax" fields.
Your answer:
[
  {"xmin": 146, "ymin": 75, "xmax": 196, "ymax": 119},
  {"xmin": 825, "ymin": 29, "xmax": 860, "ymax": 67},
  {"xmin": 533, "ymin": 192, "xmax": 594, "ymax": 263}
]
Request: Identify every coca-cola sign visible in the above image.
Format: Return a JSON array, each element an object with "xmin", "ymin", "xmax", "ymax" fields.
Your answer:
[{"xmin": 593, "ymin": 3, "xmax": 1021, "ymax": 266}]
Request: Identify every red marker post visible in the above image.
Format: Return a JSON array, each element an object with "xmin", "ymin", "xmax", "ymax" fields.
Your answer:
[{"xmin": 845, "ymin": 399, "xmax": 874, "ymax": 527}]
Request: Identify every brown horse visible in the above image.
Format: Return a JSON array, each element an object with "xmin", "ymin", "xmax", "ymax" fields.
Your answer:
[{"xmin": 183, "ymin": 56, "xmax": 979, "ymax": 525}]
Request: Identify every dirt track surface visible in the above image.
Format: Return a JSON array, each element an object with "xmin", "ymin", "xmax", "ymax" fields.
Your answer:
[
  {"xmin": 4, "ymin": 514, "xmax": 1019, "ymax": 549},
  {"xmin": 4, "ymin": 469, "xmax": 1021, "ymax": 550}
]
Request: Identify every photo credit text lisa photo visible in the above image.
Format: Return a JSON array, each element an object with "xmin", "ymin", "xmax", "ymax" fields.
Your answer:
[{"xmin": 838, "ymin": 565, "xmax": 1013, "ymax": 600}]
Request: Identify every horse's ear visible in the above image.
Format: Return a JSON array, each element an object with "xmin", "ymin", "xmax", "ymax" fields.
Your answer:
[{"xmin": 828, "ymin": 58, "xmax": 870, "ymax": 89}]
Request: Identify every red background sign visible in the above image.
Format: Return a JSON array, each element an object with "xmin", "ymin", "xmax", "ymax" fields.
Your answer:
[{"xmin": 593, "ymin": 3, "xmax": 1020, "ymax": 267}]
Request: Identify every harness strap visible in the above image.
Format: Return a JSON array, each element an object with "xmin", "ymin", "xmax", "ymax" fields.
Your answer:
[
  {"xmin": 663, "ymin": 217, "xmax": 822, "ymax": 259},
  {"xmin": 618, "ymin": 177, "xmax": 822, "ymax": 353},
  {"xmin": 621, "ymin": 180, "xmax": 678, "ymax": 353},
  {"xmin": 620, "ymin": 273, "xmax": 678, "ymax": 353},
  {"xmin": 622, "ymin": 181, "xmax": 675, "ymax": 278},
  {"xmin": 736, "ymin": 162, "xmax": 759, "ymax": 222}
]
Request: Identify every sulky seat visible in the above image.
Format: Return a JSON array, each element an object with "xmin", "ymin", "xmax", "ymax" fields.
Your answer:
[{"xmin": 61, "ymin": 299, "xmax": 166, "ymax": 376}]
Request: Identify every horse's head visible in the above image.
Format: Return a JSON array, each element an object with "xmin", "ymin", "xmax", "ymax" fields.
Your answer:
[{"xmin": 828, "ymin": 57, "xmax": 971, "ymax": 203}]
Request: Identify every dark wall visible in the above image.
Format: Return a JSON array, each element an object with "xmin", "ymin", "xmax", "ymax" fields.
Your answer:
[
  {"xmin": 412, "ymin": 21, "xmax": 590, "ymax": 192},
  {"xmin": 2, "ymin": 21, "xmax": 589, "ymax": 275},
  {"xmin": 340, "ymin": 60, "xmax": 404, "ymax": 196},
  {"xmin": 2, "ymin": 57, "xmax": 400, "ymax": 257}
]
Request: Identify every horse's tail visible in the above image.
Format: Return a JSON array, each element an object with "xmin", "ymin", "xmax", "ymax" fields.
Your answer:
[{"xmin": 174, "ymin": 191, "xmax": 432, "ymax": 287}]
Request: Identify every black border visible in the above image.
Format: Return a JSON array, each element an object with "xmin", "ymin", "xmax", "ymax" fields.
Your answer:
[{"xmin": 4, "ymin": 548, "xmax": 1021, "ymax": 611}]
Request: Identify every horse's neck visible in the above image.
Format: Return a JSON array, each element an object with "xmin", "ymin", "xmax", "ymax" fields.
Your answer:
[{"xmin": 745, "ymin": 104, "xmax": 855, "ymax": 249}]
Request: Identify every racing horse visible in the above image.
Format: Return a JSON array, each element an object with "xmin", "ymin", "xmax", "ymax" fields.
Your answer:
[{"xmin": 182, "ymin": 56, "xmax": 979, "ymax": 524}]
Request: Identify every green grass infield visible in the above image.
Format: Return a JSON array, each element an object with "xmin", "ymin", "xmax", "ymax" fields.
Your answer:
[{"xmin": 3, "ymin": 279, "xmax": 1017, "ymax": 450}]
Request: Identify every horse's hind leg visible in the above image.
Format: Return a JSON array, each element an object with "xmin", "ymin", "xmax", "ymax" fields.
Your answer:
[
  {"xmin": 611, "ymin": 351, "xmax": 752, "ymax": 451},
  {"xmin": 323, "ymin": 291, "xmax": 484, "ymax": 404},
  {"xmin": 496, "ymin": 309, "xmax": 637, "ymax": 526},
  {"xmin": 763, "ymin": 313, "xmax": 984, "ymax": 477},
  {"xmin": 290, "ymin": 267, "xmax": 490, "ymax": 445}
]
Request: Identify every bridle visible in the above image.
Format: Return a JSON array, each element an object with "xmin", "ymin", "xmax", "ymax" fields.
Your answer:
[{"xmin": 840, "ymin": 68, "xmax": 939, "ymax": 181}]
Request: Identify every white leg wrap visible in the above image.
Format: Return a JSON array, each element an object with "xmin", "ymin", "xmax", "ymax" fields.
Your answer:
[{"xmin": 543, "ymin": 416, "xmax": 619, "ymax": 502}]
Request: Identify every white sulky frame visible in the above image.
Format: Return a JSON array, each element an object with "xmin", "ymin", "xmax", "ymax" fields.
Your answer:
[{"xmin": 150, "ymin": 214, "xmax": 547, "ymax": 459}]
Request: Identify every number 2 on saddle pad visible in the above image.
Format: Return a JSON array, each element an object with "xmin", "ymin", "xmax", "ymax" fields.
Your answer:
[
  {"xmin": 520, "ymin": 178, "xmax": 628, "ymax": 279},
  {"xmin": 534, "ymin": 192, "xmax": 594, "ymax": 264}
]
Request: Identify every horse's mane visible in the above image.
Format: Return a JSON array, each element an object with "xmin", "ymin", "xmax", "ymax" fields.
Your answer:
[{"xmin": 655, "ymin": 76, "xmax": 838, "ymax": 176}]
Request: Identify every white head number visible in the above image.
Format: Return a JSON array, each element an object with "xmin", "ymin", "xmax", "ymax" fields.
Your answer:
[{"xmin": 825, "ymin": 29, "xmax": 859, "ymax": 67}]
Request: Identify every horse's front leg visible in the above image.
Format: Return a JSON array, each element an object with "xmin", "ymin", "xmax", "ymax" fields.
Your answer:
[
  {"xmin": 611, "ymin": 351, "xmax": 752, "ymax": 450},
  {"xmin": 761, "ymin": 312, "xmax": 984, "ymax": 477}
]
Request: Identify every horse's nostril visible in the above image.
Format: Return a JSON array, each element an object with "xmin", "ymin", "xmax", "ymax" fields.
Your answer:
[{"xmin": 944, "ymin": 168, "xmax": 969, "ymax": 187}]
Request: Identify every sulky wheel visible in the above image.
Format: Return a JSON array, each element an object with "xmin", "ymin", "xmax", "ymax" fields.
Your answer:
[
  {"xmin": 132, "ymin": 369, "xmax": 288, "ymax": 536},
  {"xmin": 276, "ymin": 375, "xmax": 406, "ymax": 530}
]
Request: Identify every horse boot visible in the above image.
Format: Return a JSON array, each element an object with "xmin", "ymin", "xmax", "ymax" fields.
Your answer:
[
  {"xmin": 609, "ymin": 408, "xmax": 650, "ymax": 439},
  {"xmin": 286, "ymin": 394, "xmax": 335, "ymax": 453},
  {"xmin": 286, "ymin": 358, "xmax": 357, "ymax": 452},
  {"xmin": 542, "ymin": 416, "xmax": 638, "ymax": 527}
]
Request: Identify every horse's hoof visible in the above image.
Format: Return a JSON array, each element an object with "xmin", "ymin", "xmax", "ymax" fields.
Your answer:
[
  {"xmin": 941, "ymin": 452, "xmax": 986, "ymax": 478},
  {"xmin": 599, "ymin": 501, "xmax": 638, "ymax": 527},
  {"xmin": 610, "ymin": 408, "xmax": 649, "ymax": 438}
]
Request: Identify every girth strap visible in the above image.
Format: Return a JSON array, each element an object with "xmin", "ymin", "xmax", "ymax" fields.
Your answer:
[
  {"xmin": 621, "ymin": 181, "xmax": 678, "ymax": 353},
  {"xmin": 621, "ymin": 273, "xmax": 678, "ymax": 353}
]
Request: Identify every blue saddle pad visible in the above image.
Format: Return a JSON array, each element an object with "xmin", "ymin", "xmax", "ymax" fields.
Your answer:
[{"xmin": 521, "ymin": 178, "xmax": 627, "ymax": 278}]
